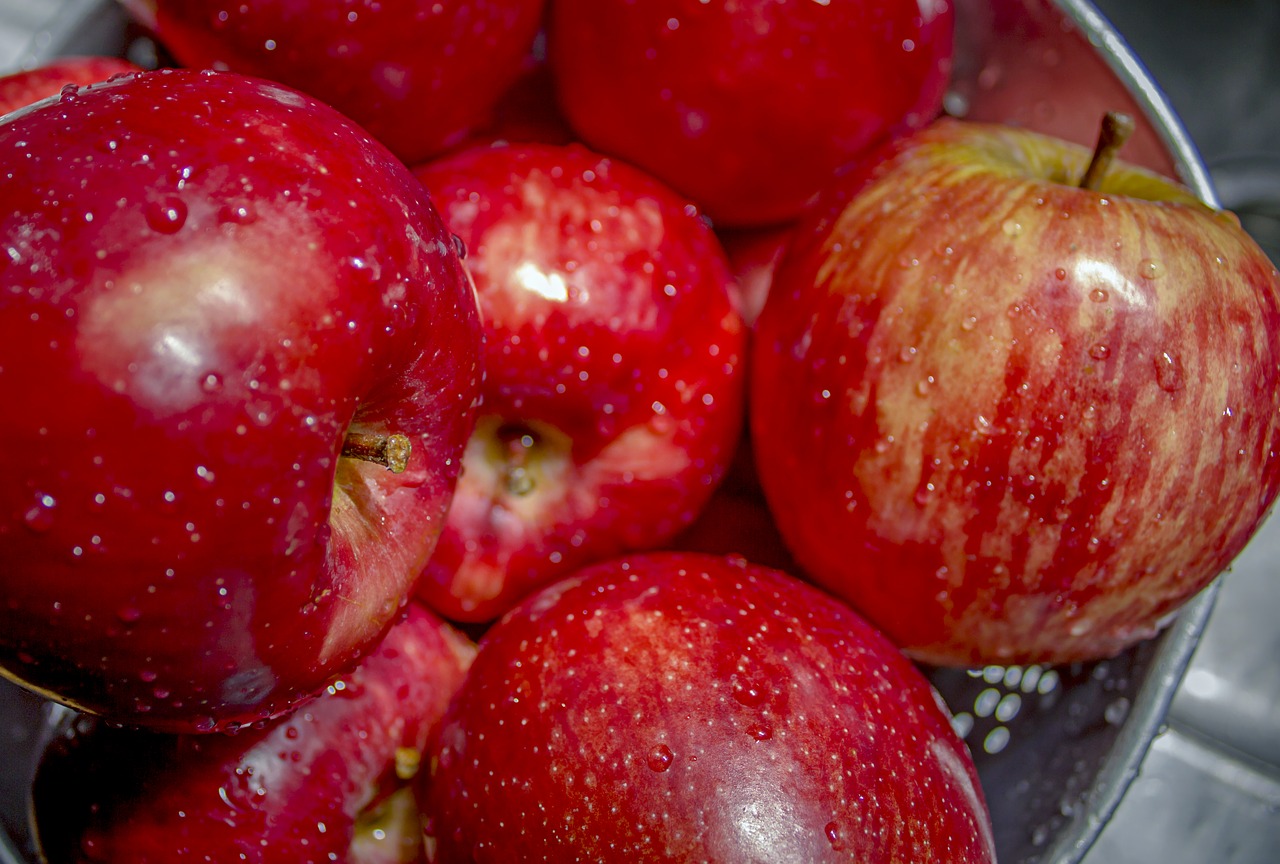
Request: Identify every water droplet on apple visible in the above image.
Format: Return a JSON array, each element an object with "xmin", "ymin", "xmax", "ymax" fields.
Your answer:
[
  {"xmin": 1054, "ymin": 267, "xmax": 1067, "ymax": 281},
  {"xmin": 1088, "ymin": 344, "xmax": 1111, "ymax": 361},
  {"xmin": 59, "ymin": 83, "xmax": 81, "ymax": 101},
  {"xmin": 825, "ymin": 822, "xmax": 845, "ymax": 851},
  {"xmin": 1138, "ymin": 258, "xmax": 1163, "ymax": 280},
  {"xmin": 145, "ymin": 197, "xmax": 188, "ymax": 234},
  {"xmin": 1001, "ymin": 219, "xmax": 1023, "ymax": 237},
  {"xmin": 200, "ymin": 372, "xmax": 224, "ymax": 393},
  {"xmin": 732, "ymin": 678, "xmax": 766, "ymax": 707},
  {"xmin": 646, "ymin": 743, "xmax": 674, "ymax": 772},
  {"xmin": 1154, "ymin": 350, "xmax": 1184, "ymax": 392},
  {"xmin": 746, "ymin": 723, "xmax": 772, "ymax": 741},
  {"xmin": 219, "ymin": 200, "xmax": 257, "ymax": 225},
  {"xmin": 1089, "ymin": 288, "xmax": 1108, "ymax": 303},
  {"xmin": 23, "ymin": 493, "xmax": 56, "ymax": 532},
  {"xmin": 193, "ymin": 716, "xmax": 217, "ymax": 732}
]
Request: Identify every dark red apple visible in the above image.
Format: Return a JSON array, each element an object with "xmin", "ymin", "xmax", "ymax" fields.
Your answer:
[
  {"xmin": 410, "ymin": 142, "xmax": 747, "ymax": 622},
  {"xmin": 31, "ymin": 602, "xmax": 474, "ymax": 864},
  {"xmin": 0, "ymin": 56, "xmax": 140, "ymax": 115},
  {"xmin": 547, "ymin": 0, "xmax": 955, "ymax": 227},
  {"xmin": 751, "ymin": 115, "xmax": 1280, "ymax": 665},
  {"xmin": 421, "ymin": 551, "xmax": 996, "ymax": 863},
  {"xmin": 0, "ymin": 68, "xmax": 483, "ymax": 731},
  {"xmin": 117, "ymin": 0, "xmax": 546, "ymax": 164}
]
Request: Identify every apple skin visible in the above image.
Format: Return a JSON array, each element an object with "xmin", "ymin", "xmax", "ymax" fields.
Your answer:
[
  {"xmin": 0, "ymin": 56, "xmax": 141, "ymax": 115},
  {"xmin": 421, "ymin": 551, "xmax": 996, "ymax": 863},
  {"xmin": 751, "ymin": 117, "xmax": 1280, "ymax": 666},
  {"xmin": 117, "ymin": 0, "xmax": 546, "ymax": 165},
  {"xmin": 547, "ymin": 0, "xmax": 954, "ymax": 227},
  {"xmin": 31, "ymin": 602, "xmax": 475, "ymax": 864},
  {"xmin": 410, "ymin": 142, "xmax": 747, "ymax": 622},
  {"xmin": 0, "ymin": 68, "xmax": 483, "ymax": 731}
]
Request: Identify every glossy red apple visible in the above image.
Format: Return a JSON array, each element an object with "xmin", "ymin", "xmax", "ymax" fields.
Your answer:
[
  {"xmin": 751, "ymin": 115, "xmax": 1280, "ymax": 666},
  {"xmin": 0, "ymin": 68, "xmax": 483, "ymax": 731},
  {"xmin": 31, "ymin": 602, "xmax": 474, "ymax": 864},
  {"xmin": 0, "ymin": 56, "xmax": 140, "ymax": 115},
  {"xmin": 410, "ymin": 142, "xmax": 747, "ymax": 622},
  {"xmin": 421, "ymin": 551, "xmax": 997, "ymax": 863},
  {"xmin": 547, "ymin": 0, "xmax": 955, "ymax": 227},
  {"xmin": 117, "ymin": 0, "xmax": 546, "ymax": 164}
]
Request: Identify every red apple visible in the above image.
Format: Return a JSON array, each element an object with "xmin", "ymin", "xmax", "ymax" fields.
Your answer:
[
  {"xmin": 116, "ymin": 0, "xmax": 546, "ymax": 165},
  {"xmin": 410, "ymin": 142, "xmax": 747, "ymax": 622},
  {"xmin": 421, "ymin": 551, "xmax": 997, "ymax": 863},
  {"xmin": 0, "ymin": 56, "xmax": 140, "ymax": 115},
  {"xmin": 0, "ymin": 68, "xmax": 483, "ymax": 731},
  {"xmin": 547, "ymin": 0, "xmax": 955, "ymax": 227},
  {"xmin": 751, "ymin": 115, "xmax": 1280, "ymax": 666},
  {"xmin": 31, "ymin": 602, "xmax": 474, "ymax": 864}
]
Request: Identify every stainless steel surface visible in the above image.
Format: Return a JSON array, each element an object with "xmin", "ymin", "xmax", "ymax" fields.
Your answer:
[{"xmin": 1, "ymin": 1, "xmax": 1277, "ymax": 863}]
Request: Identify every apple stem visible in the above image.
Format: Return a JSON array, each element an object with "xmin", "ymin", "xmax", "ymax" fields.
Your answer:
[
  {"xmin": 1079, "ymin": 111, "xmax": 1136, "ymax": 192},
  {"xmin": 342, "ymin": 431, "xmax": 412, "ymax": 474}
]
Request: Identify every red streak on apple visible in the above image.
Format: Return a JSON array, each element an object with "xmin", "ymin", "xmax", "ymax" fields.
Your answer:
[
  {"xmin": 752, "ymin": 118, "xmax": 1280, "ymax": 665},
  {"xmin": 0, "ymin": 69, "xmax": 483, "ymax": 731},
  {"xmin": 32, "ymin": 603, "xmax": 474, "ymax": 864},
  {"xmin": 422, "ymin": 552, "xmax": 996, "ymax": 863},
  {"xmin": 411, "ymin": 142, "xmax": 747, "ymax": 622}
]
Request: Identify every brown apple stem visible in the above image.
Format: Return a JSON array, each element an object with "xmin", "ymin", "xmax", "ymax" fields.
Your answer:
[
  {"xmin": 1079, "ymin": 111, "xmax": 1136, "ymax": 191},
  {"xmin": 342, "ymin": 431, "xmax": 412, "ymax": 474}
]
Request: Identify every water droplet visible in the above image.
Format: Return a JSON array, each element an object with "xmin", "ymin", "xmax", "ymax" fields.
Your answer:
[
  {"xmin": 24, "ymin": 493, "xmax": 56, "ymax": 532},
  {"xmin": 59, "ymin": 83, "xmax": 81, "ymax": 101},
  {"xmin": 732, "ymin": 678, "xmax": 766, "ymax": 707},
  {"xmin": 646, "ymin": 743, "xmax": 674, "ymax": 772},
  {"xmin": 219, "ymin": 200, "xmax": 257, "ymax": 225},
  {"xmin": 746, "ymin": 723, "xmax": 772, "ymax": 741},
  {"xmin": 1104, "ymin": 696, "xmax": 1131, "ymax": 725},
  {"xmin": 1154, "ymin": 350, "xmax": 1184, "ymax": 392},
  {"xmin": 1138, "ymin": 258, "xmax": 1163, "ymax": 280},
  {"xmin": 146, "ymin": 197, "xmax": 188, "ymax": 234},
  {"xmin": 200, "ymin": 372, "xmax": 224, "ymax": 393},
  {"xmin": 825, "ymin": 822, "xmax": 844, "ymax": 851},
  {"xmin": 1088, "ymin": 344, "xmax": 1111, "ymax": 361},
  {"xmin": 1054, "ymin": 267, "xmax": 1067, "ymax": 281},
  {"xmin": 1002, "ymin": 219, "xmax": 1023, "ymax": 237},
  {"xmin": 1089, "ymin": 288, "xmax": 1109, "ymax": 303},
  {"xmin": 193, "ymin": 716, "xmax": 217, "ymax": 732}
]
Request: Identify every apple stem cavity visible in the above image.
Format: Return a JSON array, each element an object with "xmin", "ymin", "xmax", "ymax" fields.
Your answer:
[
  {"xmin": 342, "ymin": 431, "xmax": 412, "ymax": 474},
  {"xmin": 1079, "ymin": 111, "xmax": 1136, "ymax": 192}
]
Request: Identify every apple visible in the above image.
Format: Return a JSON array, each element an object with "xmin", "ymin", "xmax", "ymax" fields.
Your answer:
[
  {"xmin": 116, "ymin": 0, "xmax": 547, "ymax": 165},
  {"xmin": 0, "ymin": 56, "xmax": 140, "ymax": 115},
  {"xmin": 421, "ymin": 551, "xmax": 997, "ymax": 863},
  {"xmin": 750, "ymin": 114, "xmax": 1280, "ymax": 666},
  {"xmin": 0, "ymin": 68, "xmax": 483, "ymax": 732},
  {"xmin": 409, "ymin": 142, "xmax": 747, "ymax": 622},
  {"xmin": 31, "ymin": 602, "xmax": 474, "ymax": 864},
  {"xmin": 546, "ymin": 0, "xmax": 955, "ymax": 227}
]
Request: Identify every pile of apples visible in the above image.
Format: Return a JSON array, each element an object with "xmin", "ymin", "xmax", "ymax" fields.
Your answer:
[{"xmin": 2, "ymin": 1, "xmax": 1278, "ymax": 862}]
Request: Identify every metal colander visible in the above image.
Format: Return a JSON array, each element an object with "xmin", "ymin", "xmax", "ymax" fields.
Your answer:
[{"xmin": 0, "ymin": 1, "xmax": 1228, "ymax": 862}]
